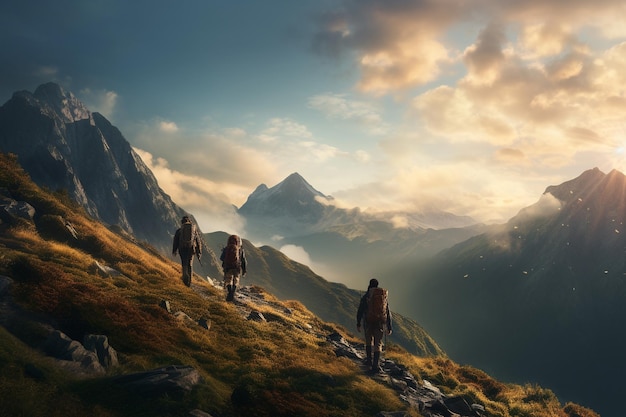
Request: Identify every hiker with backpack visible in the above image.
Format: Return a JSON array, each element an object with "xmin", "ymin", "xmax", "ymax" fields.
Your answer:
[
  {"xmin": 220, "ymin": 234, "xmax": 247, "ymax": 301},
  {"xmin": 356, "ymin": 278, "xmax": 392, "ymax": 373},
  {"xmin": 172, "ymin": 215, "xmax": 203, "ymax": 287}
]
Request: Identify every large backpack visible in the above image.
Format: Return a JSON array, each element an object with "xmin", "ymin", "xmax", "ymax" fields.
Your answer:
[
  {"xmin": 179, "ymin": 222, "xmax": 195, "ymax": 251},
  {"xmin": 222, "ymin": 234, "xmax": 241, "ymax": 270},
  {"xmin": 366, "ymin": 287, "xmax": 388, "ymax": 327}
]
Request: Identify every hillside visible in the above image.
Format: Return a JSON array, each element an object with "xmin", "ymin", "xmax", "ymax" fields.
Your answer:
[
  {"xmin": 394, "ymin": 168, "xmax": 626, "ymax": 417},
  {"xmin": 0, "ymin": 82, "xmax": 192, "ymax": 256},
  {"xmin": 0, "ymin": 152, "xmax": 599, "ymax": 416},
  {"xmin": 203, "ymin": 231, "xmax": 442, "ymax": 358}
]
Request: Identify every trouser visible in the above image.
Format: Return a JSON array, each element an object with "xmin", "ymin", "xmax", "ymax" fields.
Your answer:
[
  {"xmin": 223, "ymin": 268, "xmax": 241, "ymax": 301},
  {"xmin": 223, "ymin": 268, "xmax": 241, "ymax": 287},
  {"xmin": 364, "ymin": 324, "xmax": 384, "ymax": 353},
  {"xmin": 179, "ymin": 249, "xmax": 193, "ymax": 287}
]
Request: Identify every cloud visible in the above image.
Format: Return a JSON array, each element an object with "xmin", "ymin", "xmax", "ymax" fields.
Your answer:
[
  {"xmin": 312, "ymin": 0, "xmax": 464, "ymax": 94},
  {"xmin": 308, "ymin": 93, "xmax": 389, "ymax": 134},
  {"xmin": 134, "ymin": 148, "xmax": 245, "ymax": 235},
  {"xmin": 278, "ymin": 244, "xmax": 336, "ymax": 279},
  {"xmin": 78, "ymin": 88, "xmax": 118, "ymax": 119},
  {"xmin": 131, "ymin": 119, "xmax": 278, "ymax": 203},
  {"xmin": 158, "ymin": 120, "xmax": 179, "ymax": 133},
  {"xmin": 308, "ymin": 0, "xmax": 626, "ymax": 224}
]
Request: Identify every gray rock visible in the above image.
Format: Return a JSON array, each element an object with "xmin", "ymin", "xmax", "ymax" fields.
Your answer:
[
  {"xmin": 159, "ymin": 299, "xmax": 172, "ymax": 313},
  {"xmin": 247, "ymin": 311, "xmax": 266, "ymax": 322},
  {"xmin": 83, "ymin": 334, "xmax": 119, "ymax": 368},
  {"xmin": 0, "ymin": 275, "xmax": 13, "ymax": 296},
  {"xmin": 114, "ymin": 365, "xmax": 202, "ymax": 395},
  {"xmin": 1, "ymin": 197, "xmax": 35, "ymax": 221},
  {"xmin": 188, "ymin": 410, "xmax": 214, "ymax": 417},
  {"xmin": 198, "ymin": 317, "xmax": 211, "ymax": 330},
  {"xmin": 44, "ymin": 330, "xmax": 104, "ymax": 374}
]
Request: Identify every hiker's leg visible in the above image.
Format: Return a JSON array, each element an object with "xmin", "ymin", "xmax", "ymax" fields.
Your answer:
[
  {"xmin": 230, "ymin": 272, "xmax": 240, "ymax": 298},
  {"xmin": 185, "ymin": 254, "xmax": 193, "ymax": 286},
  {"xmin": 180, "ymin": 252, "xmax": 191, "ymax": 286},
  {"xmin": 371, "ymin": 327, "xmax": 384, "ymax": 372},
  {"xmin": 364, "ymin": 345, "xmax": 372, "ymax": 366},
  {"xmin": 224, "ymin": 272, "xmax": 234, "ymax": 301},
  {"xmin": 364, "ymin": 327, "xmax": 374, "ymax": 366},
  {"xmin": 372, "ymin": 351, "xmax": 381, "ymax": 372}
]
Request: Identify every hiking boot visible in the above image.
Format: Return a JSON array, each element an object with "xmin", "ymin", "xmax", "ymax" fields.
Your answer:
[
  {"xmin": 370, "ymin": 351, "xmax": 383, "ymax": 374},
  {"xmin": 226, "ymin": 285, "xmax": 233, "ymax": 301}
]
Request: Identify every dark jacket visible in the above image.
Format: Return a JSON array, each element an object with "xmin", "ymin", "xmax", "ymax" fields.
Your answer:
[
  {"xmin": 356, "ymin": 288, "xmax": 392, "ymax": 331},
  {"xmin": 172, "ymin": 221, "xmax": 202, "ymax": 256}
]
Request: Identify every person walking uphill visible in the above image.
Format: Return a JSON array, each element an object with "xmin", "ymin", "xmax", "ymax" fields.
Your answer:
[
  {"xmin": 172, "ymin": 216, "xmax": 202, "ymax": 287},
  {"xmin": 357, "ymin": 278, "xmax": 392, "ymax": 373},
  {"xmin": 220, "ymin": 234, "xmax": 247, "ymax": 301}
]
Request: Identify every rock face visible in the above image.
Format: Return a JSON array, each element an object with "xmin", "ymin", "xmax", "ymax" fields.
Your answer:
[
  {"xmin": 44, "ymin": 331, "xmax": 119, "ymax": 375},
  {"xmin": 399, "ymin": 167, "xmax": 626, "ymax": 417},
  {"xmin": 0, "ymin": 82, "xmax": 189, "ymax": 254},
  {"xmin": 114, "ymin": 365, "xmax": 203, "ymax": 395}
]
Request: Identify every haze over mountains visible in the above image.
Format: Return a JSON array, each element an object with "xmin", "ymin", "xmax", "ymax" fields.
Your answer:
[
  {"xmin": 0, "ymin": 152, "xmax": 597, "ymax": 417},
  {"xmin": 0, "ymin": 82, "xmax": 442, "ymax": 359},
  {"xmin": 394, "ymin": 167, "xmax": 626, "ymax": 417},
  {"xmin": 239, "ymin": 171, "xmax": 483, "ymax": 287},
  {"xmin": 2, "ymin": 82, "xmax": 625, "ymax": 416}
]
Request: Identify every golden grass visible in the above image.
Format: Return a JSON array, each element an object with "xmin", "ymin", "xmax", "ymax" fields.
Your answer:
[
  {"xmin": 0, "ymin": 152, "xmax": 601, "ymax": 417},
  {"xmin": 385, "ymin": 350, "xmax": 599, "ymax": 417}
]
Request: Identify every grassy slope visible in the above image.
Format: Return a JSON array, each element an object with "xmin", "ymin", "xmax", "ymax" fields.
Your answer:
[
  {"xmin": 203, "ymin": 231, "xmax": 442, "ymax": 357},
  {"xmin": 0, "ymin": 152, "xmax": 599, "ymax": 417}
]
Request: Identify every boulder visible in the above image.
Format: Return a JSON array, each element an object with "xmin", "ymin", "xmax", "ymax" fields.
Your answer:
[
  {"xmin": 83, "ymin": 334, "xmax": 119, "ymax": 368},
  {"xmin": 44, "ymin": 330, "xmax": 104, "ymax": 374},
  {"xmin": 114, "ymin": 365, "xmax": 202, "ymax": 395}
]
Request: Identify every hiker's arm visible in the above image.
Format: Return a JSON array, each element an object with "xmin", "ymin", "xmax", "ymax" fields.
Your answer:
[
  {"xmin": 356, "ymin": 296, "xmax": 365, "ymax": 329},
  {"xmin": 241, "ymin": 249, "xmax": 247, "ymax": 275},
  {"xmin": 387, "ymin": 306, "xmax": 393, "ymax": 334},
  {"xmin": 195, "ymin": 234, "xmax": 202, "ymax": 256},
  {"xmin": 172, "ymin": 230, "xmax": 179, "ymax": 255}
]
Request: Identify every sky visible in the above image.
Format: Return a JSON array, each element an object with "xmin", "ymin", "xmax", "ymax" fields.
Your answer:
[{"xmin": 2, "ymin": 0, "xmax": 626, "ymax": 235}]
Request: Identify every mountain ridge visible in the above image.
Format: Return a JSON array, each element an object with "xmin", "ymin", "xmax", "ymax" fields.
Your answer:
[
  {"xmin": 395, "ymin": 166, "xmax": 626, "ymax": 417},
  {"xmin": 0, "ymin": 151, "xmax": 599, "ymax": 417},
  {"xmin": 0, "ymin": 82, "xmax": 195, "ymax": 256}
]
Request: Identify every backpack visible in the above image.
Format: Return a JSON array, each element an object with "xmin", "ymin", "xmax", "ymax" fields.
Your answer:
[
  {"xmin": 366, "ymin": 287, "xmax": 388, "ymax": 326},
  {"xmin": 179, "ymin": 222, "xmax": 195, "ymax": 250},
  {"xmin": 222, "ymin": 235, "xmax": 241, "ymax": 270}
]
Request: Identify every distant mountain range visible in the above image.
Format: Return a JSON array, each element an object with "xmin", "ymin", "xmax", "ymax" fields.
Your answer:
[
  {"xmin": 0, "ymin": 83, "xmax": 441, "ymax": 357},
  {"xmin": 394, "ymin": 167, "xmax": 626, "ymax": 417},
  {"xmin": 4, "ymin": 82, "xmax": 625, "ymax": 416},
  {"xmin": 0, "ymin": 151, "xmax": 594, "ymax": 417},
  {"xmin": 238, "ymin": 172, "xmax": 484, "ymax": 287},
  {"xmin": 0, "ymin": 82, "xmax": 189, "ymax": 255}
]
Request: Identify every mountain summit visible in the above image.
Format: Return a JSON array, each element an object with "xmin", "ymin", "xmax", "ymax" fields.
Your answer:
[
  {"xmin": 239, "ymin": 172, "xmax": 332, "ymax": 219},
  {"xmin": 399, "ymin": 167, "xmax": 626, "ymax": 417},
  {"xmin": 0, "ymin": 83, "xmax": 189, "ymax": 254}
]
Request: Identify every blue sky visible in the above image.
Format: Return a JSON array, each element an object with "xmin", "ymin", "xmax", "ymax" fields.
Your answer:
[{"xmin": 2, "ymin": 0, "xmax": 626, "ymax": 235}]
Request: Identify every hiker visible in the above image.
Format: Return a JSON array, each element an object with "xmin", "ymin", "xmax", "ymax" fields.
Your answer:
[
  {"xmin": 172, "ymin": 215, "xmax": 202, "ymax": 287},
  {"xmin": 356, "ymin": 278, "xmax": 392, "ymax": 373},
  {"xmin": 220, "ymin": 234, "xmax": 247, "ymax": 301}
]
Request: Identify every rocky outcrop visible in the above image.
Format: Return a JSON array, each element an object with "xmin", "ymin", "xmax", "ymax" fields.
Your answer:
[
  {"xmin": 328, "ymin": 332, "xmax": 484, "ymax": 417},
  {"xmin": 0, "ymin": 83, "xmax": 191, "ymax": 255},
  {"xmin": 44, "ymin": 330, "xmax": 119, "ymax": 375},
  {"xmin": 192, "ymin": 282, "xmax": 485, "ymax": 417},
  {"xmin": 114, "ymin": 365, "xmax": 202, "ymax": 395}
]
